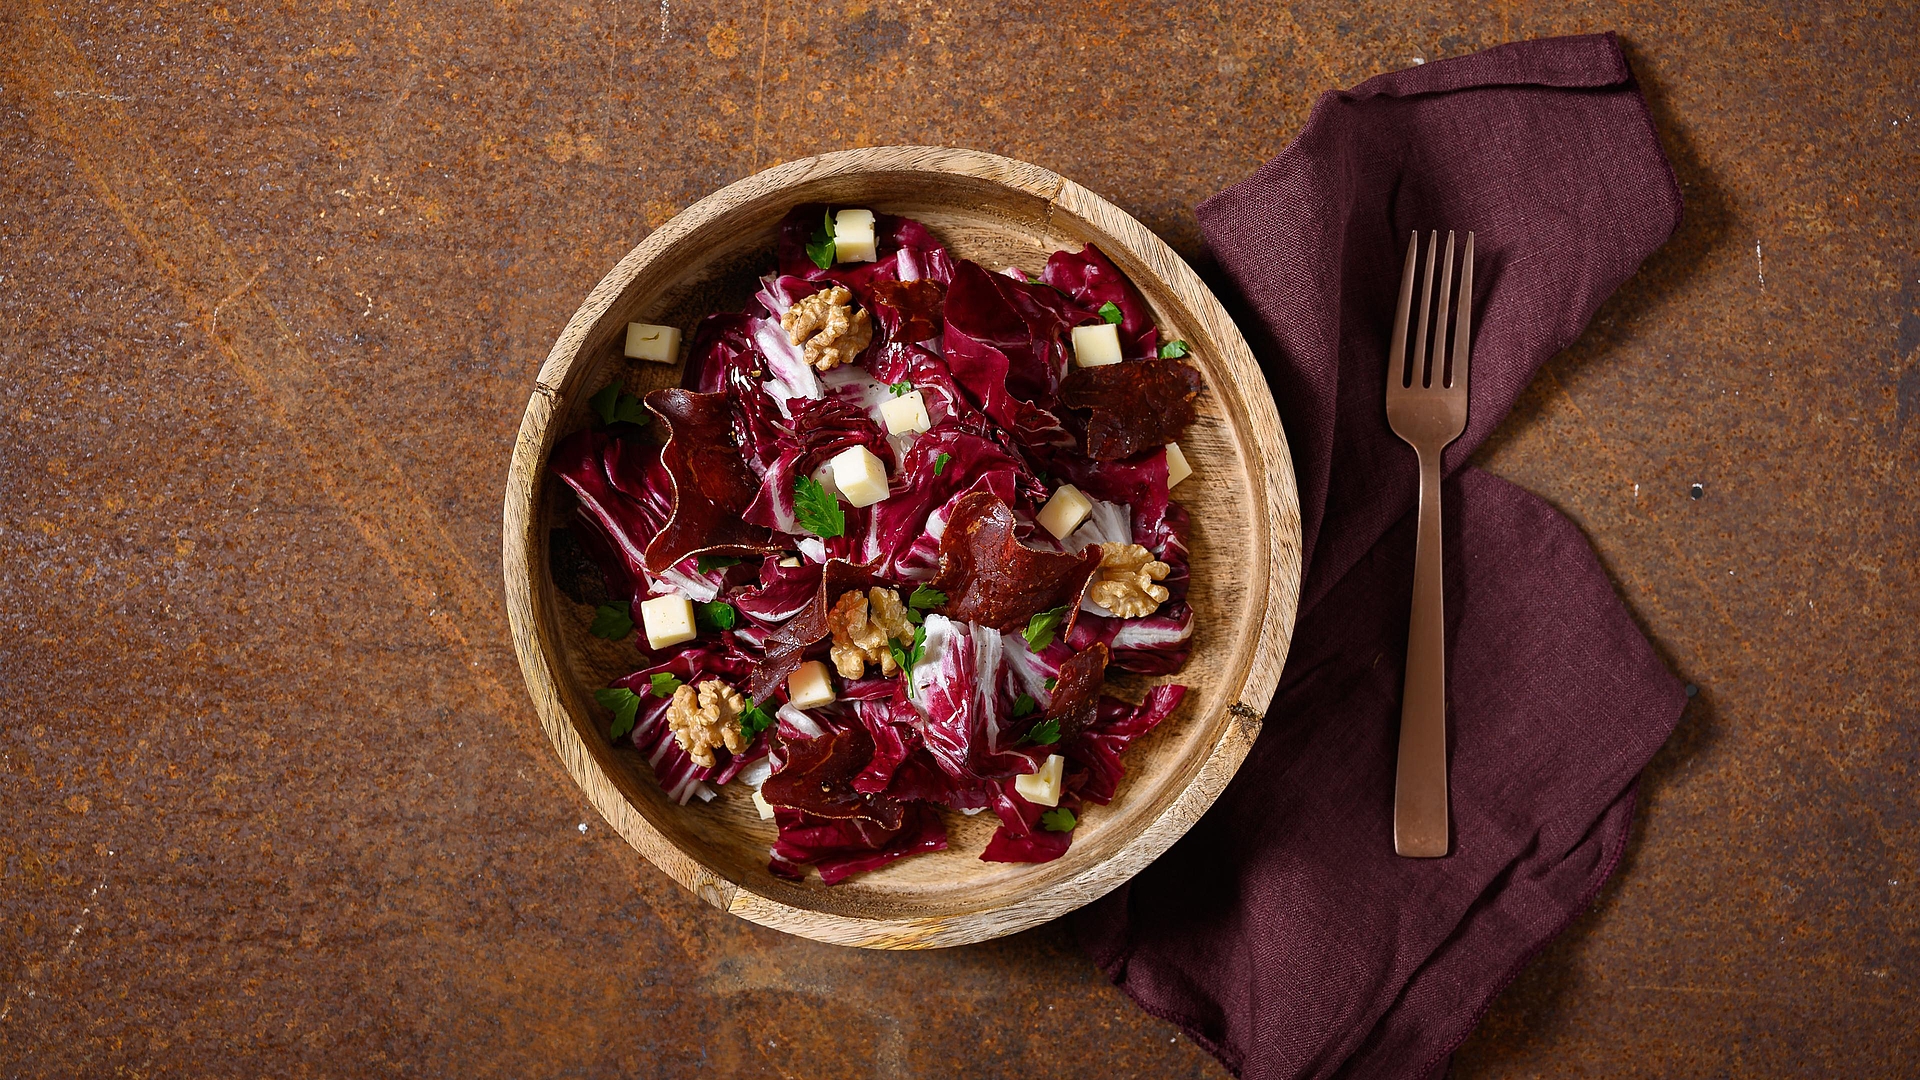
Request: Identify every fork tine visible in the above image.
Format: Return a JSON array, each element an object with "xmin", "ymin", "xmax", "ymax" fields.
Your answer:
[
  {"xmin": 1432, "ymin": 231, "xmax": 1456, "ymax": 390},
  {"xmin": 1411, "ymin": 231, "xmax": 1438, "ymax": 388},
  {"xmin": 1387, "ymin": 231, "xmax": 1418, "ymax": 389},
  {"xmin": 1449, "ymin": 232, "xmax": 1475, "ymax": 392}
]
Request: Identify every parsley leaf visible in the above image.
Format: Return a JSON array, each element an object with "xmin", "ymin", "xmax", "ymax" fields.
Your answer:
[
  {"xmin": 1011, "ymin": 694, "xmax": 1037, "ymax": 719},
  {"xmin": 806, "ymin": 209, "xmax": 836, "ymax": 270},
  {"xmin": 1039, "ymin": 807, "xmax": 1078, "ymax": 832},
  {"xmin": 1025, "ymin": 717, "xmax": 1061, "ymax": 745},
  {"xmin": 889, "ymin": 381, "xmax": 913, "ymax": 396},
  {"xmin": 593, "ymin": 686, "xmax": 642, "ymax": 740},
  {"xmin": 934, "ymin": 452, "xmax": 952, "ymax": 477},
  {"xmin": 695, "ymin": 601, "xmax": 738, "ymax": 632},
  {"xmin": 1097, "ymin": 301, "xmax": 1123, "ymax": 325},
  {"xmin": 696, "ymin": 554, "xmax": 742, "ymax": 575},
  {"xmin": 888, "ymin": 622, "xmax": 928, "ymax": 677},
  {"xmin": 589, "ymin": 383, "xmax": 620, "ymax": 425},
  {"xmin": 611, "ymin": 393, "xmax": 650, "ymax": 426},
  {"xmin": 648, "ymin": 672, "xmax": 683, "ymax": 698},
  {"xmin": 590, "ymin": 382, "xmax": 650, "ymax": 428},
  {"xmin": 908, "ymin": 584, "xmax": 947, "ymax": 610},
  {"xmin": 1044, "ymin": 677, "xmax": 1057, "ymax": 691},
  {"xmin": 1158, "ymin": 339, "xmax": 1190, "ymax": 359},
  {"xmin": 589, "ymin": 603, "xmax": 634, "ymax": 639},
  {"xmin": 793, "ymin": 475, "xmax": 845, "ymax": 539},
  {"xmin": 739, "ymin": 703, "xmax": 775, "ymax": 741},
  {"xmin": 1023, "ymin": 605, "xmax": 1068, "ymax": 651}
]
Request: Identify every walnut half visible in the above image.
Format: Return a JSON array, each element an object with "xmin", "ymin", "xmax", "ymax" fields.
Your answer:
[
  {"xmin": 781, "ymin": 285, "xmax": 873, "ymax": 372},
  {"xmin": 1088, "ymin": 542, "xmax": 1171, "ymax": 618},
  {"xmin": 826, "ymin": 587, "xmax": 915, "ymax": 680},
  {"xmin": 666, "ymin": 679, "xmax": 749, "ymax": 768}
]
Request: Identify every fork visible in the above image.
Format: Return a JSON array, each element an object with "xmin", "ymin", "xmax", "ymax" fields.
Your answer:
[{"xmin": 1385, "ymin": 229, "xmax": 1474, "ymax": 858}]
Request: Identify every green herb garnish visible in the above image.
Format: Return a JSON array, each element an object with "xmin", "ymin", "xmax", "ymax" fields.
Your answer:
[
  {"xmin": 696, "ymin": 554, "xmax": 742, "ymax": 575},
  {"xmin": 590, "ymin": 382, "xmax": 650, "ymax": 428},
  {"xmin": 1011, "ymin": 694, "xmax": 1037, "ymax": 719},
  {"xmin": 695, "ymin": 601, "xmax": 738, "ymax": 632},
  {"xmin": 888, "ymin": 622, "xmax": 928, "ymax": 676},
  {"xmin": 589, "ymin": 603, "xmax": 634, "ymax": 639},
  {"xmin": 1039, "ymin": 807, "xmax": 1078, "ymax": 832},
  {"xmin": 1023, "ymin": 605, "xmax": 1068, "ymax": 651},
  {"xmin": 1097, "ymin": 301, "xmax": 1123, "ymax": 325},
  {"xmin": 934, "ymin": 452, "xmax": 951, "ymax": 477},
  {"xmin": 889, "ymin": 381, "xmax": 913, "ymax": 396},
  {"xmin": 793, "ymin": 475, "xmax": 846, "ymax": 539},
  {"xmin": 806, "ymin": 209, "xmax": 836, "ymax": 270},
  {"xmin": 648, "ymin": 672, "xmax": 683, "ymax": 698},
  {"xmin": 1025, "ymin": 717, "xmax": 1061, "ymax": 745},
  {"xmin": 593, "ymin": 686, "xmax": 642, "ymax": 739},
  {"xmin": 739, "ymin": 703, "xmax": 775, "ymax": 741},
  {"xmin": 908, "ymin": 584, "xmax": 947, "ymax": 611},
  {"xmin": 1044, "ymin": 677, "xmax": 1057, "ymax": 691},
  {"xmin": 1158, "ymin": 339, "xmax": 1190, "ymax": 359}
]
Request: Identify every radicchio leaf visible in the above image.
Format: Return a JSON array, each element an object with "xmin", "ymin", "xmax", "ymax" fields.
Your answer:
[
  {"xmin": 1040, "ymin": 242, "xmax": 1159, "ymax": 359},
  {"xmin": 941, "ymin": 259, "xmax": 1084, "ymax": 454},
  {"xmin": 769, "ymin": 802, "xmax": 948, "ymax": 884},
  {"xmin": 930, "ymin": 492, "xmax": 1101, "ymax": 633},
  {"xmin": 1056, "ymin": 358, "xmax": 1203, "ymax": 462},
  {"xmin": 642, "ymin": 388, "xmax": 780, "ymax": 573}
]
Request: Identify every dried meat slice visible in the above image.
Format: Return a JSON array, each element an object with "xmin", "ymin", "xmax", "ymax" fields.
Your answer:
[
  {"xmin": 930, "ymin": 493, "xmax": 1101, "ymax": 634},
  {"xmin": 642, "ymin": 388, "xmax": 780, "ymax": 573},
  {"xmin": 1056, "ymin": 358, "xmax": 1202, "ymax": 462}
]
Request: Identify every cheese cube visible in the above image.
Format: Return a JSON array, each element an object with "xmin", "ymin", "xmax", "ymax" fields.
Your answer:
[
  {"xmin": 639, "ymin": 594, "xmax": 697, "ymax": 650},
  {"xmin": 830, "ymin": 444, "xmax": 890, "ymax": 508},
  {"xmin": 624, "ymin": 322, "xmax": 682, "ymax": 364},
  {"xmin": 787, "ymin": 660, "xmax": 836, "ymax": 710},
  {"xmin": 879, "ymin": 389, "xmax": 931, "ymax": 435},
  {"xmin": 751, "ymin": 786, "xmax": 776, "ymax": 820},
  {"xmin": 1165, "ymin": 441, "xmax": 1192, "ymax": 489},
  {"xmin": 834, "ymin": 208, "xmax": 878, "ymax": 263},
  {"xmin": 778, "ymin": 556, "xmax": 803, "ymax": 568},
  {"xmin": 1071, "ymin": 322, "xmax": 1123, "ymax": 367},
  {"xmin": 1037, "ymin": 484, "xmax": 1093, "ymax": 540},
  {"xmin": 1014, "ymin": 754, "xmax": 1066, "ymax": 807}
]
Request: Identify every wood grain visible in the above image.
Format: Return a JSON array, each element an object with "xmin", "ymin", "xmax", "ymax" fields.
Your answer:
[{"xmin": 501, "ymin": 146, "xmax": 1301, "ymax": 949}]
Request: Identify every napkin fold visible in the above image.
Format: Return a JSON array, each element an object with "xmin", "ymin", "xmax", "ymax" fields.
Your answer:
[{"xmin": 1076, "ymin": 33, "xmax": 1687, "ymax": 1079}]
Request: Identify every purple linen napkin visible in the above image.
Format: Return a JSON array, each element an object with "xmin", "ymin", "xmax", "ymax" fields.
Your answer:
[{"xmin": 1076, "ymin": 33, "xmax": 1688, "ymax": 1080}]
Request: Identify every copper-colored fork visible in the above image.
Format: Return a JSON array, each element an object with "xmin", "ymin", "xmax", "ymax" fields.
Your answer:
[{"xmin": 1385, "ymin": 229, "xmax": 1474, "ymax": 858}]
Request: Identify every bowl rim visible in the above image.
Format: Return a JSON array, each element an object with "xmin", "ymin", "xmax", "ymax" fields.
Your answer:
[{"xmin": 502, "ymin": 145, "xmax": 1302, "ymax": 948}]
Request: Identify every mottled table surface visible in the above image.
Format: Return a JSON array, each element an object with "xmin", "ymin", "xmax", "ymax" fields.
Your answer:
[{"xmin": 2, "ymin": 0, "xmax": 1914, "ymax": 1075}]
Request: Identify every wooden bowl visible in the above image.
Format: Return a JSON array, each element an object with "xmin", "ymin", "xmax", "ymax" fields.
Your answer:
[{"xmin": 503, "ymin": 147, "xmax": 1301, "ymax": 948}]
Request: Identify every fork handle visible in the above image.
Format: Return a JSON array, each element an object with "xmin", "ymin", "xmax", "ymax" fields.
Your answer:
[{"xmin": 1394, "ymin": 448, "xmax": 1450, "ymax": 857}]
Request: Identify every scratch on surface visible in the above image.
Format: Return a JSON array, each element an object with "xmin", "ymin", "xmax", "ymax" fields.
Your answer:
[
  {"xmin": 748, "ymin": 0, "xmax": 772, "ymax": 169},
  {"xmin": 1755, "ymin": 241, "xmax": 1765, "ymax": 289},
  {"xmin": 0, "ymin": 875, "xmax": 106, "ymax": 1026},
  {"xmin": 53, "ymin": 88, "xmax": 130, "ymax": 101},
  {"xmin": 208, "ymin": 260, "xmax": 269, "ymax": 333},
  {"xmin": 659, "ymin": 0, "xmax": 670, "ymax": 41}
]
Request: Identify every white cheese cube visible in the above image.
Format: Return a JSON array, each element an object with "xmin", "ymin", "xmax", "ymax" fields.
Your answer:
[
  {"xmin": 624, "ymin": 322, "xmax": 682, "ymax": 364},
  {"xmin": 830, "ymin": 444, "xmax": 890, "ymax": 508},
  {"xmin": 751, "ymin": 786, "xmax": 776, "ymax": 820},
  {"xmin": 879, "ymin": 389, "xmax": 931, "ymax": 435},
  {"xmin": 1071, "ymin": 322, "xmax": 1123, "ymax": 367},
  {"xmin": 778, "ymin": 556, "xmax": 803, "ymax": 568},
  {"xmin": 1014, "ymin": 754, "xmax": 1066, "ymax": 807},
  {"xmin": 787, "ymin": 660, "xmax": 836, "ymax": 710},
  {"xmin": 1165, "ymin": 441, "xmax": 1192, "ymax": 489},
  {"xmin": 833, "ymin": 208, "xmax": 878, "ymax": 263},
  {"xmin": 638, "ymin": 593, "xmax": 697, "ymax": 650},
  {"xmin": 1037, "ymin": 484, "xmax": 1093, "ymax": 540}
]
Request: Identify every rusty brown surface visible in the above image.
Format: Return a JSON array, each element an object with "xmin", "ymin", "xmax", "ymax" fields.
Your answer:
[{"xmin": 1, "ymin": 0, "xmax": 1914, "ymax": 1076}]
